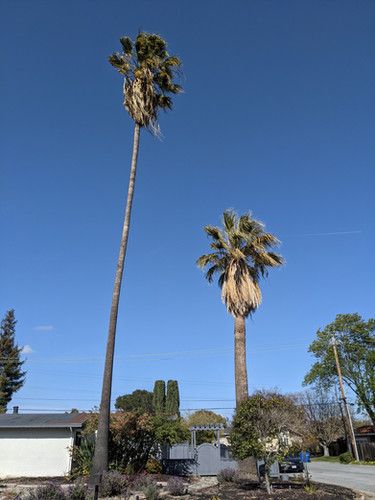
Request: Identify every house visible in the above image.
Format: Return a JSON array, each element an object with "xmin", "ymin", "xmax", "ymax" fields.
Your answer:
[
  {"xmin": 355, "ymin": 424, "xmax": 375, "ymax": 443},
  {"xmin": 355, "ymin": 424, "xmax": 375, "ymax": 461},
  {"xmin": 0, "ymin": 411, "xmax": 87, "ymax": 478}
]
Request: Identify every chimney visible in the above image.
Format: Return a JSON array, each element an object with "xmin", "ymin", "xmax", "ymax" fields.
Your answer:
[{"xmin": 13, "ymin": 406, "xmax": 19, "ymax": 414}]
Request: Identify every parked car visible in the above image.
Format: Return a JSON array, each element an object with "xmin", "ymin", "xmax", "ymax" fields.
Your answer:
[
  {"xmin": 258, "ymin": 457, "xmax": 304, "ymax": 476},
  {"xmin": 279, "ymin": 457, "xmax": 304, "ymax": 473}
]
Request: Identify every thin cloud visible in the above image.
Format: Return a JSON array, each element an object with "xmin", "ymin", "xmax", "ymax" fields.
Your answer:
[
  {"xmin": 33, "ymin": 325, "xmax": 54, "ymax": 332},
  {"xmin": 283, "ymin": 230, "xmax": 362, "ymax": 238},
  {"xmin": 22, "ymin": 345, "xmax": 34, "ymax": 354}
]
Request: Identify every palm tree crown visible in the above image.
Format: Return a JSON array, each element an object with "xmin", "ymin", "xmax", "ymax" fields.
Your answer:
[
  {"xmin": 109, "ymin": 33, "xmax": 182, "ymax": 134},
  {"xmin": 197, "ymin": 210, "xmax": 284, "ymax": 318}
]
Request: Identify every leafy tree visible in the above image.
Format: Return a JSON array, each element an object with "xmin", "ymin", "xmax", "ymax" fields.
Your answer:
[
  {"xmin": 197, "ymin": 211, "xmax": 283, "ymax": 407},
  {"xmin": 82, "ymin": 411, "xmax": 155, "ymax": 474},
  {"xmin": 78, "ymin": 410, "xmax": 188, "ymax": 476},
  {"xmin": 153, "ymin": 415, "xmax": 189, "ymax": 446},
  {"xmin": 186, "ymin": 409, "xmax": 227, "ymax": 427},
  {"xmin": 304, "ymin": 314, "xmax": 375, "ymax": 425},
  {"xmin": 230, "ymin": 391, "xmax": 303, "ymax": 494},
  {"xmin": 0, "ymin": 310, "xmax": 26, "ymax": 413},
  {"xmin": 165, "ymin": 380, "xmax": 180, "ymax": 417},
  {"xmin": 115, "ymin": 389, "xmax": 154, "ymax": 414},
  {"xmin": 91, "ymin": 33, "xmax": 182, "ymax": 480},
  {"xmin": 294, "ymin": 389, "xmax": 344, "ymax": 456},
  {"xmin": 186, "ymin": 410, "xmax": 227, "ymax": 445},
  {"xmin": 153, "ymin": 380, "xmax": 166, "ymax": 416}
]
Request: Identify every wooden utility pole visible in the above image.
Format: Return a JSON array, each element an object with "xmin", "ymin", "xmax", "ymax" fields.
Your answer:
[{"xmin": 331, "ymin": 335, "xmax": 359, "ymax": 461}]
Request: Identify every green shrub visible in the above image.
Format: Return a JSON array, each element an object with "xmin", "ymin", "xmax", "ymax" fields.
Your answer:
[
  {"xmin": 99, "ymin": 471, "xmax": 128, "ymax": 497},
  {"xmin": 70, "ymin": 438, "xmax": 95, "ymax": 477},
  {"xmin": 217, "ymin": 468, "xmax": 237, "ymax": 483},
  {"xmin": 339, "ymin": 451, "xmax": 353, "ymax": 464},
  {"xmin": 143, "ymin": 482, "xmax": 160, "ymax": 500},
  {"xmin": 304, "ymin": 484, "xmax": 317, "ymax": 493},
  {"xmin": 133, "ymin": 473, "xmax": 155, "ymax": 490},
  {"xmin": 167, "ymin": 477, "xmax": 186, "ymax": 496},
  {"xmin": 145, "ymin": 457, "xmax": 163, "ymax": 474},
  {"xmin": 25, "ymin": 483, "xmax": 66, "ymax": 499},
  {"xmin": 66, "ymin": 480, "xmax": 88, "ymax": 499}
]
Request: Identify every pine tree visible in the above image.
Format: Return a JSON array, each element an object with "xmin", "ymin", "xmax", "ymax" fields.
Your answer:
[
  {"xmin": 153, "ymin": 380, "xmax": 166, "ymax": 416},
  {"xmin": 165, "ymin": 380, "xmax": 180, "ymax": 418},
  {"xmin": 0, "ymin": 310, "xmax": 26, "ymax": 413}
]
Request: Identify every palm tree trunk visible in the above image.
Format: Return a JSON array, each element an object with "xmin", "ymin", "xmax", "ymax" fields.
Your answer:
[
  {"xmin": 234, "ymin": 315, "xmax": 249, "ymax": 408},
  {"xmin": 89, "ymin": 122, "xmax": 141, "ymax": 484}
]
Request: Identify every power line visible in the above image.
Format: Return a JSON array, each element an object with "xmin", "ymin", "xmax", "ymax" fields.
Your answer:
[{"xmin": 1, "ymin": 341, "xmax": 312, "ymax": 364}]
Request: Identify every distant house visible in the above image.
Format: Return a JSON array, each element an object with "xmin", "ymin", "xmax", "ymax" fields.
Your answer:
[
  {"xmin": 355, "ymin": 424, "xmax": 375, "ymax": 443},
  {"xmin": 355, "ymin": 424, "xmax": 375, "ymax": 461},
  {"xmin": 0, "ymin": 411, "xmax": 87, "ymax": 478}
]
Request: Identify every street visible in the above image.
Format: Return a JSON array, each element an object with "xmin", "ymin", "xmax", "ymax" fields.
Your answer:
[{"xmin": 308, "ymin": 461, "xmax": 375, "ymax": 498}]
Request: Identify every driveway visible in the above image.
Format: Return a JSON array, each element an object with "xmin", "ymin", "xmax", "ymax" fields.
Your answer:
[{"xmin": 308, "ymin": 461, "xmax": 375, "ymax": 498}]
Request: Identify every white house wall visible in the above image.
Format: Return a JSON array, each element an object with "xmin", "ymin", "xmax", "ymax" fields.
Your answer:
[{"xmin": 0, "ymin": 428, "xmax": 74, "ymax": 478}]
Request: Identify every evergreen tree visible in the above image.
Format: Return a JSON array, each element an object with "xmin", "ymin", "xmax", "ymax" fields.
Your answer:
[
  {"xmin": 0, "ymin": 310, "xmax": 26, "ymax": 413},
  {"xmin": 115, "ymin": 389, "xmax": 154, "ymax": 414},
  {"xmin": 165, "ymin": 380, "xmax": 180, "ymax": 418},
  {"xmin": 153, "ymin": 380, "xmax": 166, "ymax": 416}
]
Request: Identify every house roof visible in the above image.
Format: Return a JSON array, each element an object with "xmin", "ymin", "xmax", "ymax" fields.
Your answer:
[
  {"xmin": 0, "ymin": 413, "xmax": 88, "ymax": 429},
  {"xmin": 355, "ymin": 424, "xmax": 375, "ymax": 435}
]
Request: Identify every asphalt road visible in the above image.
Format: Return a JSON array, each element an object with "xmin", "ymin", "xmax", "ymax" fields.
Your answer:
[{"xmin": 308, "ymin": 461, "xmax": 375, "ymax": 498}]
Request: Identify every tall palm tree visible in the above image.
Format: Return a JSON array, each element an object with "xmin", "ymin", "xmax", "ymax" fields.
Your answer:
[
  {"xmin": 197, "ymin": 210, "xmax": 284, "ymax": 408},
  {"xmin": 90, "ymin": 33, "xmax": 182, "ymax": 482}
]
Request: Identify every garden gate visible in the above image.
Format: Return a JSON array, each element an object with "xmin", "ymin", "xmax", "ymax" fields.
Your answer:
[{"xmin": 162, "ymin": 424, "xmax": 237, "ymax": 476}]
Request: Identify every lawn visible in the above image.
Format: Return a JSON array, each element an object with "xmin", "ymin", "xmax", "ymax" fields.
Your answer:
[
  {"xmin": 312, "ymin": 455, "xmax": 375, "ymax": 465},
  {"xmin": 311, "ymin": 456, "xmax": 341, "ymax": 463}
]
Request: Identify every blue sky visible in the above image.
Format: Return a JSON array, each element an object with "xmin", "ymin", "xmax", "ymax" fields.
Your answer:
[{"xmin": 1, "ymin": 0, "xmax": 374, "ymax": 418}]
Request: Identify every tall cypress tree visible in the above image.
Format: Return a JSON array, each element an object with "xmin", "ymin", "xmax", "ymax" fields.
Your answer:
[
  {"xmin": 165, "ymin": 380, "xmax": 180, "ymax": 418},
  {"xmin": 0, "ymin": 310, "xmax": 26, "ymax": 413},
  {"xmin": 153, "ymin": 380, "xmax": 166, "ymax": 416}
]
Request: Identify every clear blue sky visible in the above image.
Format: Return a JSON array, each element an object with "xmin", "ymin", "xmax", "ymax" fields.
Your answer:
[{"xmin": 1, "ymin": 0, "xmax": 374, "ymax": 418}]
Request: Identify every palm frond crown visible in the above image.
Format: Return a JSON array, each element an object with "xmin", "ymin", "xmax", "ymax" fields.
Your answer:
[
  {"xmin": 197, "ymin": 210, "xmax": 284, "ymax": 317},
  {"xmin": 109, "ymin": 33, "xmax": 182, "ymax": 134}
]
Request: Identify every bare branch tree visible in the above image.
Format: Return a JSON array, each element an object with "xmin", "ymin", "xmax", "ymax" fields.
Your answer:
[{"xmin": 294, "ymin": 388, "xmax": 344, "ymax": 456}]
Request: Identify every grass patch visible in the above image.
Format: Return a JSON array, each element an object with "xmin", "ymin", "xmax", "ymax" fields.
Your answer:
[
  {"xmin": 312, "ymin": 456, "xmax": 375, "ymax": 465},
  {"xmin": 311, "ymin": 456, "xmax": 340, "ymax": 463}
]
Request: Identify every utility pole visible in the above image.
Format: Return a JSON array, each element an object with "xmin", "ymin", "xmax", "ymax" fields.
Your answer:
[{"xmin": 330, "ymin": 335, "xmax": 359, "ymax": 461}]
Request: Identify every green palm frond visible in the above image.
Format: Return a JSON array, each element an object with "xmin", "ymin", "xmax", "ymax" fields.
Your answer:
[
  {"xmin": 197, "ymin": 210, "xmax": 283, "ymax": 318},
  {"xmin": 210, "ymin": 241, "xmax": 226, "ymax": 251},
  {"xmin": 238, "ymin": 213, "xmax": 263, "ymax": 234},
  {"xmin": 218, "ymin": 272, "xmax": 226, "ymax": 288},
  {"xmin": 255, "ymin": 233, "xmax": 280, "ymax": 248},
  {"xmin": 157, "ymin": 95, "xmax": 172, "ymax": 110},
  {"xmin": 266, "ymin": 252, "xmax": 284, "ymax": 266},
  {"xmin": 223, "ymin": 210, "xmax": 236, "ymax": 232},
  {"xmin": 205, "ymin": 265, "xmax": 220, "ymax": 283},
  {"xmin": 196, "ymin": 253, "xmax": 219, "ymax": 268},
  {"xmin": 204, "ymin": 226, "xmax": 223, "ymax": 241},
  {"xmin": 163, "ymin": 56, "xmax": 180, "ymax": 67},
  {"xmin": 119, "ymin": 37, "xmax": 133, "ymax": 55}
]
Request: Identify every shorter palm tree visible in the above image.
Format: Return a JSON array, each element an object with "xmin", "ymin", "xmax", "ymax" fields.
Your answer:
[{"xmin": 197, "ymin": 210, "xmax": 284, "ymax": 407}]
